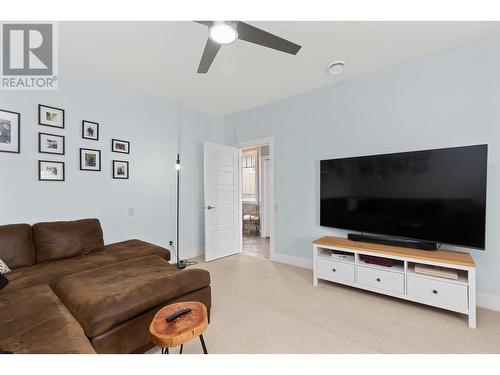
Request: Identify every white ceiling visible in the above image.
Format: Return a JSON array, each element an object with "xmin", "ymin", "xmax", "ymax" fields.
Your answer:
[{"xmin": 60, "ymin": 21, "xmax": 500, "ymax": 114}]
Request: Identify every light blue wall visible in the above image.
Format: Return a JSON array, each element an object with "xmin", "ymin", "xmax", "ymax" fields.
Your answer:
[
  {"xmin": 179, "ymin": 109, "xmax": 225, "ymax": 254},
  {"xmin": 0, "ymin": 65, "xmax": 223, "ymax": 254},
  {"xmin": 231, "ymin": 36, "xmax": 500, "ymax": 303}
]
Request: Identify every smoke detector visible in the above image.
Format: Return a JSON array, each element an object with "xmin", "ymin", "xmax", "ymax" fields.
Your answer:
[{"xmin": 328, "ymin": 61, "xmax": 346, "ymax": 74}]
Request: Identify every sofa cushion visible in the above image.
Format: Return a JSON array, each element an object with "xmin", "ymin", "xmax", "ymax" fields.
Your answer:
[
  {"xmin": 0, "ymin": 224, "xmax": 35, "ymax": 269},
  {"xmin": 33, "ymin": 218, "xmax": 104, "ymax": 263},
  {"xmin": 0, "ymin": 239, "xmax": 170, "ymax": 295},
  {"xmin": 0, "ymin": 284, "xmax": 95, "ymax": 353},
  {"xmin": 51, "ymin": 255, "xmax": 211, "ymax": 338}
]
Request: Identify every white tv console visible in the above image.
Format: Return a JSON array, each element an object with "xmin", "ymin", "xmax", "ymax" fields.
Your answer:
[{"xmin": 313, "ymin": 236, "xmax": 476, "ymax": 328}]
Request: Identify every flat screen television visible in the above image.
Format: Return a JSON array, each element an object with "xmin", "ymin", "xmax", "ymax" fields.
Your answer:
[{"xmin": 320, "ymin": 144, "xmax": 488, "ymax": 249}]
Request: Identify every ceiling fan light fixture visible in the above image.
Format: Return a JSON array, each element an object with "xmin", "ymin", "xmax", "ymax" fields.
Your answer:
[{"xmin": 209, "ymin": 22, "xmax": 238, "ymax": 45}]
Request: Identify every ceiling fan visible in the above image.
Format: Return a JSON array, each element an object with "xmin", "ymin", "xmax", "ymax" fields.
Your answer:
[{"xmin": 194, "ymin": 21, "xmax": 302, "ymax": 73}]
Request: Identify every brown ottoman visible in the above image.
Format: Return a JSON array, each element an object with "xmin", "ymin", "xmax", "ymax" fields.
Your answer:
[{"xmin": 51, "ymin": 255, "xmax": 211, "ymax": 353}]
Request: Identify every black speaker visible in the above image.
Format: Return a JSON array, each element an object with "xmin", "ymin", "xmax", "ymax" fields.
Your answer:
[{"xmin": 348, "ymin": 233, "xmax": 437, "ymax": 251}]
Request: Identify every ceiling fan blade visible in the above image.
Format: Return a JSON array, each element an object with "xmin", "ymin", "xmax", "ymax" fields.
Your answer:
[
  {"xmin": 194, "ymin": 21, "xmax": 213, "ymax": 26},
  {"xmin": 197, "ymin": 38, "xmax": 221, "ymax": 73},
  {"xmin": 236, "ymin": 21, "xmax": 301, "ymax": 55}
]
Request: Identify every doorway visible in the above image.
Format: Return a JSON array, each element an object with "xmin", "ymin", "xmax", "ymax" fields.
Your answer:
[{"xmin": 237, "ymin": 138, "xmax": 274, "ymax": 259}]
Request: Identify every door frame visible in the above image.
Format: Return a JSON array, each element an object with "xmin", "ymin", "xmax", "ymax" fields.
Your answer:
[
  {"xmin": 261, "ymin": 155, "xmax": 271, "ymax": 238},
  {"xmin": 234, "ymin": 136, "xmax": 275, "ymax": 261}
]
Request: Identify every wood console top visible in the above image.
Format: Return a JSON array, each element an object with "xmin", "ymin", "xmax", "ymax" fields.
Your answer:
[{"xmin": 313, "ymin": 236, "xmax": 476, "ymax": 268}]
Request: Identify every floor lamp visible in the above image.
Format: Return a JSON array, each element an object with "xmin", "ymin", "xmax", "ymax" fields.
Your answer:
[{"xmin": 176, "ymin": 153, "xmax": 186, "ymax": 269}]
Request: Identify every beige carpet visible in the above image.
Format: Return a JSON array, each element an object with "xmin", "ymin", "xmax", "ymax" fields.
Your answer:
[{"xmin": 149, "ymin": 253, "xmax": 500, "ymax": 354}]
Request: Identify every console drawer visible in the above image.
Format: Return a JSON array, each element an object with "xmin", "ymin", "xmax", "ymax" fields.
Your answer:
[
  {"xmin": 407, "ymin": 275, "xmax": 468, "ymax": 310},
  {"xmin": 357, "ymin": 266, "xmax": 404, "ymax": 294},
  {"xmin": 317, "ymin": 258, "xmax": 355, "ymax": 283}
]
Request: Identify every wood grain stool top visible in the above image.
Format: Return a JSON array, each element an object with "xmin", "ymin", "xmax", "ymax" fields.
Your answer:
[{"xmin": 150, "ymin": 301, "xmax": 208, "ymax": 348}]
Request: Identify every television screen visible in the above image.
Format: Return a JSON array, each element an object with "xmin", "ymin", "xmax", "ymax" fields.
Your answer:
[{"xmin": 320, "ymin": 144, "xmax": 488, "ymax": 249}]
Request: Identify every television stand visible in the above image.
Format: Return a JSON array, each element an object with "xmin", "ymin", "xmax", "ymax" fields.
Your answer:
[
  {"xmin": 347, "ymin": 233, "xmax": 437, "ymax": 251},
  {"xmin": 313, "ymin": 236, "xmax": 477, "ymax": 328}
]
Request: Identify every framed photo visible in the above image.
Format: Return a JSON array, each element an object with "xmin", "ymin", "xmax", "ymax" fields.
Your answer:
[
  {"xmin": 0, "ymin": 109, "xmax": 20, "ymax": 154},
  {"xmin": 39, "ymin": 160, "xmax": 65, "ymax": 181},
  {"xmin": 112, "ymin": 139, "xmax": 130, "ymax": 154},
  {"xmin": 80, "ymin": 148, "xmax": 101, "ymax": 171},
  {"xmin": 82, "ymin": 120, "xmax": 99, "ymax": 140},
  {"xmin": 113, "ymin": 160, "xmax": 129, "ymax": 179},
  {"xmin": 39, "ymin": 105, "xmax": 65, "ymax": 129},
  {"xmin": 39, "ymin": 132, "xmax": 65, "ymax": 155}
]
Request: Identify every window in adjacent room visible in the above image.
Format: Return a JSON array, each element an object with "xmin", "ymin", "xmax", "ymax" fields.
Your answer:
[{"xmin": 242, "ymin": 149, "xmax": 258, "ymax": 202}]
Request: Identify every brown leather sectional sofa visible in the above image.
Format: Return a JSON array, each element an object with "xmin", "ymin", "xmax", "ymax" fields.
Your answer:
[{"xmin": 0, "ymin": 219, "xmax": 211, "ymax": 354}]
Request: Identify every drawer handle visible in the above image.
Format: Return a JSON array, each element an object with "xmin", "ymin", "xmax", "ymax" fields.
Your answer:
[
  {"xmin": 432, "ymin": 289, "xmax": 438, "ymax": 294},
  {"xmin": 332, "ymin": 268, "xmax": 336, "ymax": 272},
  {"xmin": 376, "ymin": 278, "xmax": 381, "ymax": 282}
]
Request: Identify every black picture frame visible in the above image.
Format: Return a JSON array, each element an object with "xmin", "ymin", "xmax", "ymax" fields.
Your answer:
[
  {"xmin": 38, "ymin": 160, "xmax": 65, "ymax": 181},
  {"xmin": 112, "ymin": 139, "xmax": 130, "ymax": 154},
  {"xmin": 82, "ymin": 120, "xmax": 99, "ymax": 140},
  {"xmin": 38, "ymin": 132, "xmax": 65, "ymax": 155},
  {"xmin": 80, "ymin": 148, "xmax": 101, "ymax": 171},
  {"xmin": 112, "ymin": 160, "xmax": 129, "ymax": 179},
  {"xmin": 38, "ymin": 105, "xmax": 65, "ymax": 129},
  {"xmin": 0, "ymin": 109, "xmax": 21, "ymax": 154}
]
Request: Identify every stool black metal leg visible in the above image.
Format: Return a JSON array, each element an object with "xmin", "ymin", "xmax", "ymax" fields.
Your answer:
[
  {"xmin": 199, "ymin": 334, "xmax": 208, "ymax": 354},
  {"xmin": 161, "ymin": 347, "xmax": 169, "ymax": 354},
  {"xmin": 179, "ymin": 344, "xmax": 183, "ymax": 354}
]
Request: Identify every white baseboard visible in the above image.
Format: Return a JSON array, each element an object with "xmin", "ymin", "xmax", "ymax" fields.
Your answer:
[
  {"xmin": 170, "ymin": 247, "xmax": 204, "ymax": 263},
  {"xmin": 271, "ymin": 253, "xmax": 500, "ymax": 313},
  {"xmin": 183, "ymin": 247, "xmax": 204, "ymax": 260},
  {"xmin": 477, "ymin": 292, "xmax": 500, "ymax": 312},
  {"xmin": 271, "ymin": 253, "xmax": 312, "ymax": 269}
]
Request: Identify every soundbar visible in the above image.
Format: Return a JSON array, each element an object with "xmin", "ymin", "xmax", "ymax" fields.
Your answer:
[{"xmin": 347, "ymin": 233, "xmax": 437, "ymax": 251}]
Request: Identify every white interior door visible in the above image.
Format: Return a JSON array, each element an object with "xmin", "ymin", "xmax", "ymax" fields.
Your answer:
[{"xmin": 204, "ymin": 142, "xmax": 240, "ymax": 262}]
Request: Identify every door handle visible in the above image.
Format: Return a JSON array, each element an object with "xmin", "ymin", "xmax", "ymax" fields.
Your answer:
[{"xmin": 207, "ymin": 205, "xmax": 216, "ymax": 210}]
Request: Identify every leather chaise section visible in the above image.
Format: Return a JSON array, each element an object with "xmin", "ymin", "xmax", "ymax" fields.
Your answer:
[
  {"xmin": 90, "ymin": 286, "xmax": 212, "ymax": 354},
  {"xmin": 0, "ymin": 285, "xmax": 95, "ymax": 354},
  {"xmin": 51, "ymin": 255, "xmax": 211, "ymax": 338}
]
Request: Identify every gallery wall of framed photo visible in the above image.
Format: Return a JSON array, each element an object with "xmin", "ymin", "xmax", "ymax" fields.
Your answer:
[{"xmin": 1, "ymin": 104, "xmax": 131, "ymax": 182}]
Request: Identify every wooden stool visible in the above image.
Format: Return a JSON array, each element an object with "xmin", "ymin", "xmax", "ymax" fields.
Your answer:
[{"xmin": 150, "ymin": 301, "xmax": 209, "ymax": 354}]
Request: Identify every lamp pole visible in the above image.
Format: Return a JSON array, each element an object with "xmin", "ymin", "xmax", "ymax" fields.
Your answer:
[{"xmin": 176, "ymin": 153, "xmax": 186, "ymax": 269}]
